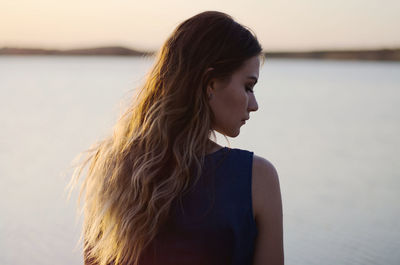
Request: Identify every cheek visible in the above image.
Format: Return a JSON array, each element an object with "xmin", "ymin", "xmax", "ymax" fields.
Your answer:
[
  {"xmin": 222, "ymin": 92, "xmax": 242, "ymax": 114},
  {"xmin": 216, "ymin": 93, "xmax": 245, "ymax": 120},
  {"xmin": 229, "ymin": 90, "xmax": 248, "ymax": 111}
]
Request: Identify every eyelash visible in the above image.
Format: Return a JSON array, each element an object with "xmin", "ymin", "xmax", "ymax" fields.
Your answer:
[{"xmin": 245, "ymin": 85, "xmax": 254, "ymax": 93}]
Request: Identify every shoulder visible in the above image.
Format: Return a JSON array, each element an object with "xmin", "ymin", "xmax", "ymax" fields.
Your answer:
[
  {"xmin": 251, "ymin": 154, "xmax": 284, "ymax": 264},
  {"xmin": 252, "ymin": 155, "xmax": 278, "ymax": 179},
  {"xmin": 251, "ymin": 154, "xmax": 281, "ymax": 222}
]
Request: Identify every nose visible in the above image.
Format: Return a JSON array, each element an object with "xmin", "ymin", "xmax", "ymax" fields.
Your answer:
[{"xmin": 248, "ymin": 93, "xmax": 258, "ymax": 112}]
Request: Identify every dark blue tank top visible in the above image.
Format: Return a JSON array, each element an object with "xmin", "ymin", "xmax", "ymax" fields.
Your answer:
[{"xmin": 140, "ymin": 147, "xmax": 258, "ymax": 265}]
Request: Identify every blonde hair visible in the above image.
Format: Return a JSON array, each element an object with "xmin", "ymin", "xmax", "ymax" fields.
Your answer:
[{"xmin": 69, "ymin": 11, "xmax": 262, "ymax": 265}]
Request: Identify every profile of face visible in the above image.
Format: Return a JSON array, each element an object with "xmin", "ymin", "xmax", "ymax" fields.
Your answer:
[{"xmin": 207, "ymin": 55, "xmax": 260, "ymax": 137}]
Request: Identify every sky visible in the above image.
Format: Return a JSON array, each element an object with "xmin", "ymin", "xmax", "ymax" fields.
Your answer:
[{"xmin": 1, "ymin": 0, "xmax": 400, "ymax": 52}]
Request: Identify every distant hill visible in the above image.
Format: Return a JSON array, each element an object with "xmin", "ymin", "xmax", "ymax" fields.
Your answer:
[
  {"xmin": 265, "ymin": 49, "xmax": 400, "ymax": 61},
  {"xmin": 1, "ymin": 46, "xmax": 399, "ymax": 61},
  {"xmin": 0, "ymin": 46, "xmax": 153, "ymax": 56}
]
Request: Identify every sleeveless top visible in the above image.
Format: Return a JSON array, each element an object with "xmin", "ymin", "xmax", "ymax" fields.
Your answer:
[{"xmin": 139, "ymin": 147, "xmax": 258, "ymax": 265}]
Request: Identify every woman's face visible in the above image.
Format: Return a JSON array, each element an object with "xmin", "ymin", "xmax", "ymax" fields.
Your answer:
[{"xmin": 207, "ymin": 55, "xmax": 260, "ymax": 137}]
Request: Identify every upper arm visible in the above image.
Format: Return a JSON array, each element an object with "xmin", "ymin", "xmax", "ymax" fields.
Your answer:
[{"xmin": 252, "ymin": 155, "xmax": 284, "ymax": 265}]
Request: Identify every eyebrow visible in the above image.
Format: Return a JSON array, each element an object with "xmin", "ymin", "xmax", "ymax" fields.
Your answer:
[{"xmin": 247, "ymin": 76, "xmax": 258, "ymax": 84}]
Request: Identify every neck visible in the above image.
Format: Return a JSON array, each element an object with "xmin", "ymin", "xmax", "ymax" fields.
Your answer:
[{"xmin": 205, "ymin": 140, "xmax": 223, "ymax": 155}]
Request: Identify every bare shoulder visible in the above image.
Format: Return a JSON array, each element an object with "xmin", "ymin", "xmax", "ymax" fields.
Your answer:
[
  {"xmin": 251, "ymin": 154, "xmax": 284, "ymax": 265},
  {"xmin": 252, "ymin": 154, "xmax": 279, "ymax": 185},
  {"xmin": 252, "ymin": 154, "xmax": 281, "ymax": 220}
]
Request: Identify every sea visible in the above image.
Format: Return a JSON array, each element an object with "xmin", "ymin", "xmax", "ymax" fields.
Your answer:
[{"xmin": 0, "ymin": 56, "xmax": 399, "ymax": 265}]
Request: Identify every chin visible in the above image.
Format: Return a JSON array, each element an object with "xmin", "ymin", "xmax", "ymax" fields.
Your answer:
[
  {"xmin": 226, "ymin": 129, "xmax": 240, "ymax": 138},
  {"xmin": 213, "ymin": 129, "xmax": 239, "ymax": 138}
]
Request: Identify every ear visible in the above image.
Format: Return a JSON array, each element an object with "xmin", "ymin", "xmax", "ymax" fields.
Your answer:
[{"xmin": 205, "ymin": 67, "xmax": 215, "ymax": 95}]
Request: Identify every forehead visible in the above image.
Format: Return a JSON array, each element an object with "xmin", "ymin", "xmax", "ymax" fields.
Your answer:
[{"xmin": 234, "ymin": 56, "xmax": 260, "ymax": 78}]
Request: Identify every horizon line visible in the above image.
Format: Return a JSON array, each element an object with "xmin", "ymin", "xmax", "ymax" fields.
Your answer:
[{"xmin": 1, "ymin": 45, "xmax": 400, "ymax": 61}]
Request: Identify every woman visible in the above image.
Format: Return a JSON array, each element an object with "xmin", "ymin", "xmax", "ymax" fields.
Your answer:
[{"xmin": 71, "ymin": 10, "xmax": 283, "ymax": 265}]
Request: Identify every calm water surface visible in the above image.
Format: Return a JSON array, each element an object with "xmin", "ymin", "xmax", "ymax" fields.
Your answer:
[{"xmin": 0, "ymin": 56, "xmax": 399, "ymax": 265}]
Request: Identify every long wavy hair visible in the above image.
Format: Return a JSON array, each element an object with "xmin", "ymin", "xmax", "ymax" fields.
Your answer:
[{"xmin": 69, "ymin": 10, "xmax": 262, "ymax": 265}]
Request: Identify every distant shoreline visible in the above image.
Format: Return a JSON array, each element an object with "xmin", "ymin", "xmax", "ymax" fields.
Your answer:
[
  {"xmin": 1, "ymin": 46, "xmax": 400, "ymax": 61},
  {"xmin": 0, "ymin": 46, "xmax": 152, "ymax": 57},
  {"xmin": 265, "ymin": 49, "xmax": 400, "ymax": 61}
]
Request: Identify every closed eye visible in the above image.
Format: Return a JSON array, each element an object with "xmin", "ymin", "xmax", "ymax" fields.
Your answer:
[{"xmin": 245, "ymin": 85, "xmax": 254, "ymax": 93}]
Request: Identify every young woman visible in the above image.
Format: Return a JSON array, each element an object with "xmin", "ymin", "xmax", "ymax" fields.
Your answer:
[{"xmin": 71, "ymin": 10, "xmax": 283, "ymax": 265}]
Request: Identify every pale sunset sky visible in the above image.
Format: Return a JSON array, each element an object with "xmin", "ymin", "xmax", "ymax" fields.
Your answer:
[{"xmin": 1, "ymin": 0, "xmax": 399, "ymax": 52}]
